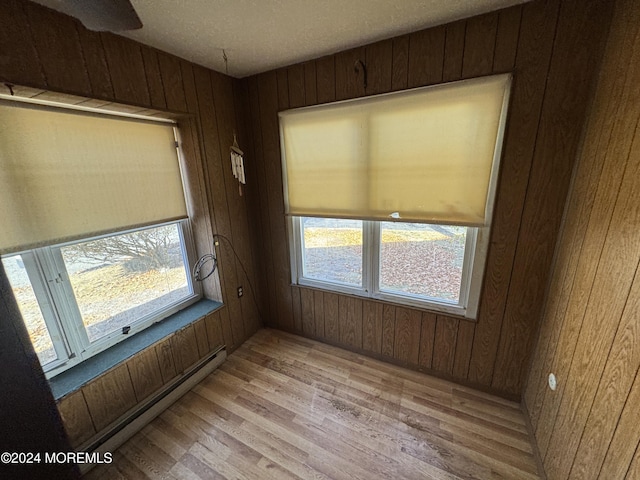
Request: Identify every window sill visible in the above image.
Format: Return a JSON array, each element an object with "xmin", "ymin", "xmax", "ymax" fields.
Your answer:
[{"xmin": 49, "ymin": 299, "xmax": 222, "ymax": 400}]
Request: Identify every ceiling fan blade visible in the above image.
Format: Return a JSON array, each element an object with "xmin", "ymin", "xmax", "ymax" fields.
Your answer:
[{"xmin": 64, "ymin": 0, "xmax": 143, "ymax": 32}]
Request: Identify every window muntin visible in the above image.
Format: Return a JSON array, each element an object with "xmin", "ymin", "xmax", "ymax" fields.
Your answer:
[
  {"xmin": 1, "ymin": 221, "xmax": 198, "ymax": 376},
  {"xmin": 293, "ymin": 216, "xmax": 483, "ymax": 318}
]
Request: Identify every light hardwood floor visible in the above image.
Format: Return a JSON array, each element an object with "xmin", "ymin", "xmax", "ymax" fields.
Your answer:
[{"xmin": 84, "ymin": 328, "xmax": 541, "ymax": 479}]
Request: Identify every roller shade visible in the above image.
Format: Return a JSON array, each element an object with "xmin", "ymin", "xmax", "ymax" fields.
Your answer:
[
  {"xmin": 0, "ymin": 100, "xmax": 187, "ymax": 254},
  {"xmin": 279, "ymin": 74, "xmax": 511, "ymax": 226}
]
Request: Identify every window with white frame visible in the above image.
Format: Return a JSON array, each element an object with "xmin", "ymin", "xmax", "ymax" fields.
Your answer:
[
  {"xmin": 279, "ymin": 75, "xmax": 511, "ymax": 318},
  {"xmin": 0, "ymin": 97, "xmax": 199, "ymax": 375}
]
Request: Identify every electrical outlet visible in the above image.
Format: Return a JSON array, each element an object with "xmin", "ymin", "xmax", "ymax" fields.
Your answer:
[{"xmin": 237, "ymin": 286, "xmax": 244, "ymax": 298}]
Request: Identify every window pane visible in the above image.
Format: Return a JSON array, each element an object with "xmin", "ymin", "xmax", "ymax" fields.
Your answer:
[
  {"xmin": 380, "ymin": 223, "xmax": 466, "ymax": 303},
  {"xmin": 301, "ymin": 217, "xmax": 363, "ymax": 287},
  {"xmin": 60, "ymin": 223, "xmax": 192, "ymax": 343},
  {"xmin": 1, "ymin": 255, "xmax": 57, "ymax": 365}
]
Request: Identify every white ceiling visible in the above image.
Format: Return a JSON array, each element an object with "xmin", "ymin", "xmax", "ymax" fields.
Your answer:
[{"xmin": 35, "ymin": 0, "xmax": 529, "ymax": 78}]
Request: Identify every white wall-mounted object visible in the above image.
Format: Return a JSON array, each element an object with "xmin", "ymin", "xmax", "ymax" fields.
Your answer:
[{"xmin": 231, "ymin": 133, "xmax": 245, "ymax": 195}]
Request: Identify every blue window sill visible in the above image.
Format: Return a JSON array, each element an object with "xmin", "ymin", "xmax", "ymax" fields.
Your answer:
[{"xmin": 50, "ymin": 299, "xmax": 222, "ymax": 400}]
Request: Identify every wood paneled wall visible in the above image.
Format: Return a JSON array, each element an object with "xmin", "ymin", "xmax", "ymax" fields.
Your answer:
[
  {"xmin": 524, "ymin": 0, "xmax": 640, "ymax": 478},
  {"xmin": 57, "ymin": 310, "xmax": 225, "ymax": 448},
  {"xmin": 241, "ymin": 0, "xmax": 612, "ymax": 398},
  {"xmin": 0, "ymin": 0, "xmax": 261, "ymax": 350}
]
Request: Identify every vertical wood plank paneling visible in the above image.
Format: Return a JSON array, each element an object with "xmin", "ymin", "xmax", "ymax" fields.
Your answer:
[
  {"xmin": 468, "ymin": 0, "xmax": 561, "ymax": 386},
  {"xmin": 249, "ymin": 76, "xmax": 277, "ymax": 326},
  {"xmin": 171, "ymin": 325, "xmax": 200, "ymax": 374},
  {"xmin": 381, "ymin": 304, "xmax": 396, "ymax": 357},
  {"xmin": 442, "ymin": 21, "xmax": 466, "ymax": 82},
  {"xmin": 287, "ymin": 64, "xmax": 305, "ymax": 108},
  {"xmin": 494, "ymin": 0, "xmax": 614, "ymax": 396},
  {"xmin": 127, "ymin": 348, "xmax": 164, "ymax": 402},
  {"xmin": 304, "ymin": 61, "xmax": 317, "ymax": 105},
  {"xmin": 407, "ymin": 27, "xmax": 445, "ymax": 87},
  {"xmin": 418, "ymin": 313, "xmax": 437, "ymax": 369},
  {"xmin": 75, "ymin": 28, "xmax": 113, "ymax": 99},
  {"xmin": 314, "ymin": 290, "xmax": 325, "ymax": 338},
  {"xmin": 365, "ymin": 40, "xmax": 393, "ymax": 95},
  {"xmin": 461, "ymin": 13, "xmax": 498, "ymax": 78},
  {"xmin": 158, "ymin": 53, "xmax": 188, "ymax": 112},
  {"xmin": 300, "ymin": 288, "xmax": 315, "ymax": 335},
  {"xmin": 193, "ymin": 317, "xmax": 209, "ymax": 358},
  {"xmin": 24, "ymin": 3, "xmax": 91, "ymax": 95},
  {"xmin": 432, "ymin": 316, "xmax": 459, "ymax": 375},
  {"xmin": 258, "ymin": 71, "xmax": 294, "ymax": 331},
  {"xmin": 391, "ymin": 35, "xmax": 409, "ymax": 91},
  {"xmin": 323, "ymin": 293, "xmax": 340, "ymax": 343},
  {"xmin": 453, "ymin": 321, "xmax": 475, "ymax": 379},
  {"xmin": 335, "ymin": 47, "xmax": 366, "ymax": 100},
  {"xmin": 393, "ymin": 307, "xmax": 421, "ymax": 366},
  {"xmin": 155, "ymin": 338, "xmax": 178, "ymax": 384},
  {"xmin": 100, "ymin": 33, "xmax": 150, "ymax": 106},
  {"xmin": 362, "ymin": 301, "xmax": 383, "ymax": 354},
  {"xmin": 291, "ymin": 288, "xmax": 303, "ymax": 333},
  {"xmin": 83, "ymin": 364, "xmax": 137, "ymax": 431},
  {"xmin": 204, "ymin": 310, "xmax": 224, "ymax": 350},
  {"xmin": 493, "ymin": 6, "xmax": 523, "ymax": 72},
  {"xmin": 0, "ymin": 0, "xmax": 46, "ymax": 86},
  {"xmin": 316, "ymin": 56, "xmax": 336, "ymax": 103},
  {"xmin": 140, "ymin": 47, "xmax": 166, "ymax": 109},
  {"xmin": 339, "ymin": 296, "xmax": 362, "ymax": 349},
  {"xmin": 57, "ymin": 391, "xmax": 96, "ymax": 448}
]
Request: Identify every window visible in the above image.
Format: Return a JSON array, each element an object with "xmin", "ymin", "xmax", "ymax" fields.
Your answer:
[
  {"xmin": 280, "ymin": 75, "xmax": 511, "ymax": 318},
  {"xmin": 0, "ymin": 96, "xmax": 199, "ymax": 375}
]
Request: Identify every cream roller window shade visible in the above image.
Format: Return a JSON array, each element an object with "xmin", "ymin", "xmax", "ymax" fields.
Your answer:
[
  {"xmin": 0, "ymin": 100, "xmax": 187, "ymax": 254},
  {"xmin": 279, "ymin": 74, "xmax": 511, "ymax": 226}
]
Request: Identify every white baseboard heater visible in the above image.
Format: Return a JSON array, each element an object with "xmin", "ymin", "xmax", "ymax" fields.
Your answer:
[{"xmin": 78, "ymin": 345, "xmax": 227, "ymax": 474}]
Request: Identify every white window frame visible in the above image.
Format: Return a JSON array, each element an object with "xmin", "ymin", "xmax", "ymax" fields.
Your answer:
[
  {"xmin": 4, "ymin": 219, "xmax": 200, "ymax": 378},
  {"xmin": 289, "ymin": 217, "xmax": 488, "ymax": 319}
]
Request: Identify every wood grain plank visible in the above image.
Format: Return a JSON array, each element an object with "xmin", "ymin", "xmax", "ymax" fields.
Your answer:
[
  {"xmin": 0, "ymin": 0, "xmax": 46, "ymax": 86},
  {"xmin": 362, "ymin": 301, "xmax": 383, "ymax": 355},
  {"xmin": 433, "ymin": 316, "xmax": 459, "ymax": 375},
  {"xmin": 314, "ymin": 290, "xmax": 325, "ymax": 338},
  {"xmin": 193, "ymin": 317, "xmax": 210, "ymax": 358},
  {"xmin": 418, "ymin": 313, "xmax": 437, "ymax": 369},
  {"xmin": 140, "ymin": 46, "xmax": 166, "ymax": 109},
  {"xmin": 339, "ymin": 296, "xmax": 362, "ymax": 349},
  {"xmin": 155, "ymin": 338, "xmax": 178, "ymax": 384},
  {"xmin": 468, "ymin": 0, "xmax": 560, "ymax": 387},
  {"xmin": 100, "ymin": 33, "xmax": 150, "ymax": 105},
  {"xmin": 462, "ymin": 12, "xmax": 499, "ymax": 78},
  {"xmin": 335, "ymin": 47, "xmax": 366, "ymax": 100},
  {"xmin": 158, "ymin": 53, "xmax": 188, "ymax": 112},
  {"xmin": 205, "ymin": 310, "xmax": 224, "ymax": 350},
  {"xmin": 25, "ymin": 2, "xmax": 91, "ymax": 95},
  {"xmin": 304, "ymin": 61, "xmax": 317, "ymax": 105},
  {"xmin": 300, "ymin": 288, "xmax": 315, "ymax": 335},
  {"xmin": 83, "ymin": 364, "xmax": 137, "ymax": 431},
  {"xmin": 493, "ymin": 5, "xmax": 523, "ymax": 72},
  {"xmin": 127, "ymin": 347, "xmax": 164, "ymax": 402},
  {"xmin": 277, "ymin": 68, "xmax": 290, "ymax": 109},
  {"xmin": 75, "ymin": 27, "xmax": 114, "ymax": 98},
  {"xmin": 291, "ymin": 287, "xmax": 303, "ymax": 333},
  {"xmin": 391, "ymin": 35, "xmax": 409, "ymax": 91},
  {"xmin": 407, "ymin": 26, "xmax": 445, "ymax": 88},
  {"xmin": 365, "ymin": 40, "xmax": 393, "ymax": 95},
  {"xmin": 316, "ymin": 55, "xmax": 336, "ymax": 104},
  {"xmin": 442, "ymin": 20, "xmax": 466, "ymax": 82},
  {"xmin": 57, "ymin": 391, "xmax": 96, "ymax": 448},
  {"xmin": 324, "ymin": 292, "xmax": 340, "ymax": 343},
  {"xmin": 453, "ymin": 321, "xmax": 475, "ymax": 379},
  {"xmin": 393, "ymin": 307, "xmax": 421, "ymax": 366},
  {"xmin": 287, "ymin": 64, "xmax": 305, "ymax": 108},
  {"xmin": 381, "ymin": 304, "xmax": 396, "ymax": 357},
  {"xmin": 171, "ymin": 325, "xmax": 200, "ymax": 374}
]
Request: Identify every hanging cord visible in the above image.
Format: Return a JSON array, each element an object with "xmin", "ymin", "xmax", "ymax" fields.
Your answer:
[
  {"xmin": 213, "ymin": 233, "xmax": 265, "ymax": 323},
  {"xmin": 222, "ymin": 49, "xmax": 229, "ymax": 75},
  {"xmin": 193, "ymin": 251, "xmax": 218, "ymax": 282}
]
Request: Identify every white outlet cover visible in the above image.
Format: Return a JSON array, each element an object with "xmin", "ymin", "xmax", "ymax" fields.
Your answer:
[{"xmin": 548, "ymin": 373, "xmax": 557, "ymax": 391}]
